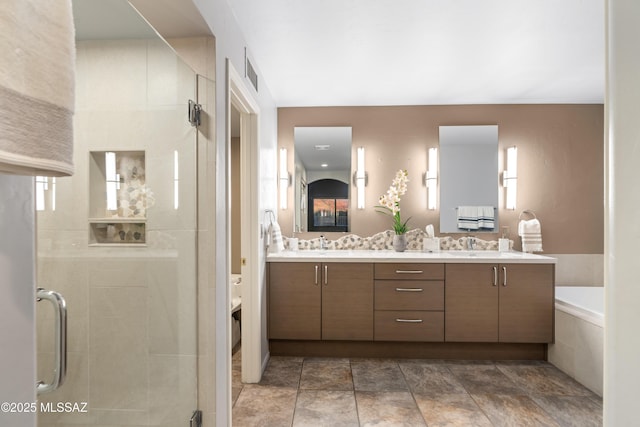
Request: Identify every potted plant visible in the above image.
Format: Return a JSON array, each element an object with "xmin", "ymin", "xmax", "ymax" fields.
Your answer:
[{"xmin": 376, "ymin": 169, "xmax": 411, "ymax": 251}]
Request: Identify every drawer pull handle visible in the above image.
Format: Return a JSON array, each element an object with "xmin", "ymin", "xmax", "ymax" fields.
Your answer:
[
  {"xmin": 395, "ymin": 270, "xmax": 424, "ymax": 274},
  {"xmin": 395, "ymin": 318, "xmax": 423, "ymax": 323},
  {"xmin": 324, "ymin": 264, "xmax": 328, "ymax": 285},
  {"xmin": 395, "ymin": 288, "xmax": 424, "ymax": 292},
  {"xmin": 314, "ymin": 265, "xmax": 319, "ymax": 285},
  {"xmin": 492, "ymin": 266, "xmax": 498, "ymax": 286},
  {"xmin": 502, "ymin": 266, "xmax": 507, "ymax": 287}
]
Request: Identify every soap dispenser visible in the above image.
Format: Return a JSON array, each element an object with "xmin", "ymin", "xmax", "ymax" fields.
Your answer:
[{"xmin": 498, "ymin": 226, "xmax": 510, "ymax": 252}]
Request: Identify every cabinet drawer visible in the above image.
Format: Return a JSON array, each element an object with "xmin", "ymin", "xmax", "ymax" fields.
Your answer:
[
  {"xmin": 374, "ymin": 311, "xmax": 444, "ymax": 342},
  {"xmin": 375, "ymin": 281, "xmax": 444, "ymax": 311},
  {"xmin": 374, "ymin": 263, "xmax": 444, "ymax": 280}
]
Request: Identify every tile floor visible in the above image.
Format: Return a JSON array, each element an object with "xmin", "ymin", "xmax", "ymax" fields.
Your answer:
[{"xmin": 232, "ymin": 350, "xmax": 602, "ymax": 426}]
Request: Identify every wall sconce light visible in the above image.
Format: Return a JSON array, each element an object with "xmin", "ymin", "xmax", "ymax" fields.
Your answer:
[
  {"xmin": 353, "ymin": 147, "xmax": 367, "ymax": 209},
  {"xmin": 279, "ymin": 148, "xmax": 291, "ymax": 210},
  {"xmin": 425, "ymin": 147, "xmax": 438, "ymax": 210},
  {"xmin": 503, "ymin": 146, "xmax": 518, "ymax": 210}
]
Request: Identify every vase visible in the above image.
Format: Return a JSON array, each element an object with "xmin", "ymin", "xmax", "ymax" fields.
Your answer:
[{"xmin": 392, "ymin": 234, "xmax": 407, "ymax": 252}]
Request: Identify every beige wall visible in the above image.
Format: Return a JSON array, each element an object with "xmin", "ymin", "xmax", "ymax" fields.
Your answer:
[{"xmin": 278, "ymin": 105, "xmax": 604, "ymax": 254}]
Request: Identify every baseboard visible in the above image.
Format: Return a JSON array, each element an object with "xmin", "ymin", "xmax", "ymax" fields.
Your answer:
[{"xmin": 269, "ymin": 340, "xmax": 547, "ymax": 360}]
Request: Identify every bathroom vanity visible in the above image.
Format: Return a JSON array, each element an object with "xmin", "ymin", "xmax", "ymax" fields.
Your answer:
[{"xmin": 267, "ymin": 250, "xmax": 556, "ymax": 359}]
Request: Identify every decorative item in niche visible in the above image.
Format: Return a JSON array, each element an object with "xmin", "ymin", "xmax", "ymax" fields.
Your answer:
[
  {"xmin": 376, "ymin": 169, "xmax": 410, "ymax": 251},
  {"xmin": 89, "ymin": 150, "xmax": 151, "ymax": 246},
  {"xmin": 90, "ymin": 222, "xmax": 146, "ymax": 244}
]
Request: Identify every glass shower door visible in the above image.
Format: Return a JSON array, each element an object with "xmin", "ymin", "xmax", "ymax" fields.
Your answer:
[{"xmin": 36, "ymin": 1, "xmax": 198, "ymax": 426}]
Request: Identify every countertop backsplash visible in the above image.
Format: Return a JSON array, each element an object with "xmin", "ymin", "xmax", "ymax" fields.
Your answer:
[{"xmin": 284, "ymin": 229, "xmax": 511, "ymax": 251}]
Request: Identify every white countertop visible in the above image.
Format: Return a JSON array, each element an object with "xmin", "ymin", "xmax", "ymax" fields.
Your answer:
[{"xmin": 267, "ymin": 250, "xmax": 556, "ymax": 264}]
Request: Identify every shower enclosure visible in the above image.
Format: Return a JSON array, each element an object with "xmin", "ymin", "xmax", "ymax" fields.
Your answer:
[{"xmin": 36, "ymin": 1, "xmax": 199, "ymax": 425}]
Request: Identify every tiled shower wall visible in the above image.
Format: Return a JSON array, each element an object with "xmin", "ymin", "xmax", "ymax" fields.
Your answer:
[{"xmin": 36, "ymin": 38, "xmax": 198, "ymax": 427}]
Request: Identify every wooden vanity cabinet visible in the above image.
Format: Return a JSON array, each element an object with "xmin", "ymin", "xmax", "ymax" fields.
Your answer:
[
  {"xmin": 268, "ymin": 262, "xmax": 373, "ymax": 341},
  {"xmin": 374, "ymin": 263, "xmax": 445, "ymax": 342},
  {"xmin": 268, "ymin": 262, "xmax": 321, "ymax": 340},
  {"xmin": 445, "ymin": 263, "xmax": 554, "ymax": 343}
]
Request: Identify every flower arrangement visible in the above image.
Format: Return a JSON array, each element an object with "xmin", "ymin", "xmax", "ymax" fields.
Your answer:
[{"xmin": 376, "ymin": 169, "xmax": 411, "ymax": 235}]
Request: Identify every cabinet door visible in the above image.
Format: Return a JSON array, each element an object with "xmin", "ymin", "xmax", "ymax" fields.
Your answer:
[
  {"xmin": 445, "ymin": 263, "xmax": 499, "ymax": 342},
  {"xmin": 499, "ymin": 264, "xmax": 554, "ymax": 343},
  {"xmin": 269, "ymin": 262, "xmax": 321, "ymax": 340},
  {"xmin": 322, "ymin": 263, "xmax": 374, "ymax": 340}
]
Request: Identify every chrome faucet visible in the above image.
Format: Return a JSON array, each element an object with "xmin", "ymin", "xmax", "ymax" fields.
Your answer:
[
  {"xmin": 467, "ymin": 236, "xmax": 477, "ymax": 250},
  {"xmin": 320, "ymin": 235, "xmax": 327, "ymax": 250}
]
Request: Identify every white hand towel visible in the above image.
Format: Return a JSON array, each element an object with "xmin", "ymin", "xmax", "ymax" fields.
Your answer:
[
  {"xmin": 478, "ymin": 206, "xmax": 495, "ymax": 230},
  {"xmin": 0, "ymin": 0, "xmax": 75, "ymax": 176},
  {"xmin": 518, "ymin": 218, "xmax": 543, "ymax": 252},
  {"xmin": 268, "ymin": 221, "xmax": 285, "ymax": 253},
  {"xmin": 457, "ymin": 206, "xmax": 479, "ymax": 230}
]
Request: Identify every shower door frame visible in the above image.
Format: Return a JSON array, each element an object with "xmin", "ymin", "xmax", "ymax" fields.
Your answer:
[{"xmin": 35, "ymin": 35, "xmax": 200, "ymax": 427}]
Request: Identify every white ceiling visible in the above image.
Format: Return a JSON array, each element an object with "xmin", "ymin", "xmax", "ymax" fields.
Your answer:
[{"xmin": 227, "ymin": 0, "xmax": 605, "ymax": 107}]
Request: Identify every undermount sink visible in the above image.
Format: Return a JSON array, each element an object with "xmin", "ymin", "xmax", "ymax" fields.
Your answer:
[{"xmin": 446, "ymin": 250, "xmax": 520, "ymax": 258}]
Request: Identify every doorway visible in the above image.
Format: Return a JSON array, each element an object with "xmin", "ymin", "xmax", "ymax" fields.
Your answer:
[
  {"xmin": 229, "ymin": 102, "xmax": 243, "ymax": 398},
  {"xmin": 217, "ymin": 59, "xmax": 262, "ymax": 425}
]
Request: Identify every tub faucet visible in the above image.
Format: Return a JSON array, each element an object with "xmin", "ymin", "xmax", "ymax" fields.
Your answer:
[{"xmin": 467, "ymin": 236, "xmax": 477, "ymax": 250}]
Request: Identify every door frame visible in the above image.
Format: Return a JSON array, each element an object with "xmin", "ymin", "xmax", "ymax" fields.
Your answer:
[{"xmin": 218, "ymin": 58, "xmax": 261, "ymax": 424}]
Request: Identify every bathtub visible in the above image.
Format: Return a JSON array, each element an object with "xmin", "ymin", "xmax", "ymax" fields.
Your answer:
[{"xmin": 548, "ymin": 286, "xmax": 604, "ymax": 396}]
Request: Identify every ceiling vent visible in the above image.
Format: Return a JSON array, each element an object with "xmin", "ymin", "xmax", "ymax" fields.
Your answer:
[
  {"xmin": 245, "ymin": 48, "xmax": 258, "ymax": 92},
  {"xmin": 315, "ymin": 145, "xmax": 330, "ymax": 150}
]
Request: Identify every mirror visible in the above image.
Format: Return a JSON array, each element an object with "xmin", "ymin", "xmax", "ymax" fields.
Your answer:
[
  {"xmin": 293, "ymin": 127, "xmax": 352, "ymax": 233},
  {"xmin": 439, "ymin": 125, "xmax": 499, "ymax": 233}
]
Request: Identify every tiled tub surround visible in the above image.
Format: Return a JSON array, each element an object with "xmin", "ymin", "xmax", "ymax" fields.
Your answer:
[
  {"xmin": 549, "ymin": 286, "xmax": 604, "ymax": 396},
  {"xmin": 283, "ymin": 228, "xmax": 511, "ymax": 251}
]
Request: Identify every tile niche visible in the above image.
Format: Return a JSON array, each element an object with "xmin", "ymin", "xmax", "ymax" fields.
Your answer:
[{"xmin": 89, "ymin": 150, "xmax": 147, "ymax": 245}]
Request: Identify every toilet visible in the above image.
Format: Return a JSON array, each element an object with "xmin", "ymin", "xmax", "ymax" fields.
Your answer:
[{"xmin": 230, "ymin": 274, "xmax": 242, "ymax": 349}]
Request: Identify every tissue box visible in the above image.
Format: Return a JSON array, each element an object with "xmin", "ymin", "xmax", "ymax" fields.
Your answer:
[{"xmin": 423, "ymin": 237, "xmax": 440, "ymax": 252}]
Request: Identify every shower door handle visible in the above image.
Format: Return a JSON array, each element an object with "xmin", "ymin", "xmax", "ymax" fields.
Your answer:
[{"xmin": 36, "ymin": 288, "xmax": 67, "ymax": 395}]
